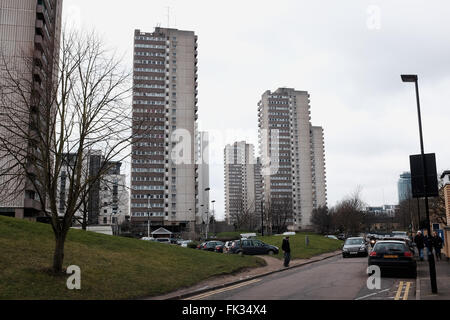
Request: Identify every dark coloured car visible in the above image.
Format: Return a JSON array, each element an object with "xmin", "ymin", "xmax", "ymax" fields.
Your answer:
[
  {"xmin": 368, "ymin": 240, "xmax": 417, "ymax": 278},
  {"xmin": 201, "ymin": 241, "xmax": 224, "ymax": 252},
  {"xmin": 342, "ymin": 237, "xmax": 368, "ymax": 258},
  {"xmin": 337, "ymin": 234, "xmax": 346, "ymax": 241},
  {"xmin": 228, "ymin": 239, "xmax": 279, "ymax": 256}
]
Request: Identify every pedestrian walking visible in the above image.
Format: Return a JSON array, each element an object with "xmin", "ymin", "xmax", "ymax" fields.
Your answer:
[
  {"xmin": 282, "ymin": 236, "xmax": 291, "ymax": 268},
  {"xmin": 414, "ymin": 230, "xmax": 425, "ymax": 261},
  {"xmin": 432, "ymin": 231, "xmax": 443, "ymax": 261}
]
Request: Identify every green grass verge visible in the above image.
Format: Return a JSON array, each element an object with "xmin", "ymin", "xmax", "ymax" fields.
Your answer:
[
  {"xmin": 257, "ymin": 233, "xmax": 343, "ymax": 260},
  {"xmin": 0, "ymin": 216, "xmax": 266, "ymax": 300}
]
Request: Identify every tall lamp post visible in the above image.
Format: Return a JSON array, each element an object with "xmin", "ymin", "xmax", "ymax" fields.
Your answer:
[
  {"xmin": 204, "ymin": 188, "xmax": 211, "ymax": 239},
  {"xmin": 147, "ymin": 194, "xmax": 151, "ymax": 238},
  {"xmin": 200, "ymin": 204, "xmax": 205, "ymax": 239},
  {"xmin": 401, "ymin": 74, "xmax": 437, "ymax": 294},
  {"xmin": 211, "ymin": 200, "xmax": 216, "ymax": 235}
]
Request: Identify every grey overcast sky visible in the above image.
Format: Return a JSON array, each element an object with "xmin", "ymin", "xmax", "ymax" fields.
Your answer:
[{"xmin": 63, "ymin": 0, "xmax": 450, "ymax": 220}]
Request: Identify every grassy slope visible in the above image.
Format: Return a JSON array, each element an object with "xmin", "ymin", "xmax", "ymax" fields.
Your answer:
[
  {"xmin": 257, "ymin": 233, "xmax": 343, "ymax": 260},
  {"xmin": 0, "ymin": 216, "xmax": 265, "ymax": 300}
]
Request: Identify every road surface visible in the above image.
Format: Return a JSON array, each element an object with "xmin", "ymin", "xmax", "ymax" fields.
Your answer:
[{"xmin": 185, "ymin": 255, "xmax": 415, "ymax": 300}]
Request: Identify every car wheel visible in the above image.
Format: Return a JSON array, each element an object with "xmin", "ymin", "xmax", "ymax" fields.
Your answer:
[
  {"xmin": 342, "ymin": 253, "xmax": 347, "ymax": 258},
  {"xmin": 268, "ymin": 250, "xmax": 274, "ymax": 256}
]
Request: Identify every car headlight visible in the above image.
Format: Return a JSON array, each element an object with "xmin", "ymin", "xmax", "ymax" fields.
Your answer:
[
  {"xmin": 343, "ymin": 248, "xmax": 348, "ymax": 252},
  {"xmin": 359, "ymin": 246, "xmax": 366, "ymax": 251}
]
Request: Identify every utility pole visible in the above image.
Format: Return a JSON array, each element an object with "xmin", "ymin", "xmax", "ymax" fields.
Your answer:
[
  {"xmin": 211, "ymin": 200, "xmax": 216, "ymax": 235},
  {"xmin": 261, "ymin": 199, "xmax": 264, "ymax": 236}
]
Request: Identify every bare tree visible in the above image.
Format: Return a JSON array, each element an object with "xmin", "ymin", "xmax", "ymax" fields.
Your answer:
[
  {"xmin": 331, "ymin": 188, "xmax": 367, "ymax": 236},
  {"xmin": 267, "ymin": 198, "xmax": 292, "ymax": 234},
  {"xmin": 0, "ymin": 29, "xmax": 144, "ymax": 273},
  {"xmin": 230, "ymin": 198, "xmax": 257, "ymax": 231},
  {"xmin": 311, "ymin": 205, "xmax": 331, "ymax": 234},
  {"xmin": 429, "ymin": 177, "xmax": 447, "ymax": 226}
]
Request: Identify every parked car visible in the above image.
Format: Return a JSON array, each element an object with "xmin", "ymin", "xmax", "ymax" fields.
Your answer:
[
  {"xmin": 223, "ymin": 241, "xmax": 233, "ymax": 253},
  {"xmin": 178, "ymin": 240, "xmax": 192, "ymax": 247},
  {"xmin": 155, "ymin": 238, "xmax": 171, "ymax": 244},
  {"xmin": 229, "ymin": 239, "xmax": 279, "ymax": 256},
  {"xmin": 141, "ymin": 237, "xmax": 156, "ymax": 241},
  {"xmin": 337, "ymin": 234, "xmax": 346, "ymax": 240},
  {"xmin": 196, "ymin": 242, "xmax": 206, "ymax": 249},
  {"xmin": 201, "ymin": 241, "xmax": 224, "ymax": 252},
  {"xmin": 342, "ymin": 237, "xmax": 368, "ymax": 258},
  {"xmin": 215, "ymin": 243, "xmax": 224, "ymax": 253},
  {"xmin": 324, "ymin": 235, "xmax": 339, "ymax": 240},
  {"xmin": 368, "ymin": 240, "xmax": 417, "ymax": 278}
]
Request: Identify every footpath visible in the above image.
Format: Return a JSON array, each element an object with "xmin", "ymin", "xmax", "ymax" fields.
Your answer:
[
  {"xmin": 416, "ymin": 253, "xmax": 450, "ymax": 300},
  {"xmin": 148, "ymin": 250, "xmax": 341, "ymax": 300}
]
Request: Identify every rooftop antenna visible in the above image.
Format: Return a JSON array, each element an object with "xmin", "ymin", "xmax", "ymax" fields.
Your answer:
[{"xmin": 167, "ymin": 6, "xmax": 170, "ymax": 28}]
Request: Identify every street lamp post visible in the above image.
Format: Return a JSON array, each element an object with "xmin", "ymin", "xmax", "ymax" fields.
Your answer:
[
  {"xmin": 205, "ymin": 211, "xmax": 209, "ymax": 239},
  {"xmin": 261, "ymin": 199, "xmax": 264, "ymax": 236},
  {"xmin": 204, "ymin": 188, "xmax": 211, "ymax": 239},
  {"xmin": 200, "ymin": 204, "xmax": 205, "ymax": 239},
  {"xmin": 147, "ymin": 194, "xmax": 151, "ymax": 238},
  {"xmin": 401, "ymin": 74, "xmax": 438, "ymax": 294},
  {"xmin": 211, "ymin": 200, "xmax": 216, "ymax": 235}
]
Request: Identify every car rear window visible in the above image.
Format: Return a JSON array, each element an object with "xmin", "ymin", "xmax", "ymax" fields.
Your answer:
[
  {"xmin": 345, "ymin": 239, "xmax": 364, "ymax": 245},
  {"xmin": 374, "ymin": 243, "xmax": 406, "ymax": 252}
]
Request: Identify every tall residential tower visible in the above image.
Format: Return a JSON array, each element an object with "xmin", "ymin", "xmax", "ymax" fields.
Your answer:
[
  {"xmin": 258, "ymin": 88, "xmax": 327, "ymax": 231},
  {"xmin": 0, "ymin": 0, "xmax": 63, "ymax": 219},
  {"xmin": 224, "ymin": 141, "xmax": 262, "ymax": 227},
  {"xmin": 130, "ymin": 28, "xmax": 198, "ymax": 235}
]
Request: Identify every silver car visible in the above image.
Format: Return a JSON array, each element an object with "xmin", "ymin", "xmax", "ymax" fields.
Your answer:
[{"xmin": 342, "ymin": 237, "xmax": 368, "ymax": 258}]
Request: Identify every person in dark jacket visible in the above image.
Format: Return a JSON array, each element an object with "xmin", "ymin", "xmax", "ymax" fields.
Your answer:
[
  {"xmin": 282, "ymin": 236, "xmax": 291, "ymax": 267},
  {"xmin": 414, "ymin": 231, "xmax": 425, "ymax": 261},
  {"xmin": 432, "ymin": 231, "xmax": 443, "ymax": 261}
]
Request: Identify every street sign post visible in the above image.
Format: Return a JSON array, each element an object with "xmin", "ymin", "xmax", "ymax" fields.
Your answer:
[{"xmin": 409, "ymin": 153, "xmax": 439, "ymax": 198}]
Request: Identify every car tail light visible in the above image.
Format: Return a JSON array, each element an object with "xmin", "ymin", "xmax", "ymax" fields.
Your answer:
[
  {"xmin": 404, "ymin": 251, "xmax": 413, "ymax": 257},
  {"xmin": 369, "ymin": 251, "xmax": 377, "ymax": 257}
]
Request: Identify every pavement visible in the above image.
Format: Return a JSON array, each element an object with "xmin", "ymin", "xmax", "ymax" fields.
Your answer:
[
  {"xmin": 416, "ymin": 253, "xmax": 450, "ymax": 300},
  {"xmin": 147, "ymin": 250, "xmax": 342, "ymax": 300}
]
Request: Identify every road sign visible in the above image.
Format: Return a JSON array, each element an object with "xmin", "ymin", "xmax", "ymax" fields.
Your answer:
[{"xmin": 409, "ymin": 153, "xmax": 439, "ymax": 198}]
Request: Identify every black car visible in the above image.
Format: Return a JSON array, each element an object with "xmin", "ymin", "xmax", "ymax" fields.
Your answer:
[
  {"xmin": 368, "ymin": 240, "xmax": 417, "ymax": 278},
  {"xmin": 201, "ymin": 241, "xmax": 224, "ymax": 252},
  {"xmin": 228, "ymin": 239, "xmax": 279, "ymax": 255}
]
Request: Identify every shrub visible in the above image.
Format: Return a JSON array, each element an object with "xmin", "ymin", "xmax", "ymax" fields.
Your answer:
[{"xmin": 188, "ymin": 241, "xmax": 199, "ymax": 249}]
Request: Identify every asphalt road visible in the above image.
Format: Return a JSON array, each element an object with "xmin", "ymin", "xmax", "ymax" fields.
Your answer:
[{"xmin": 186, "ymin": 255, "xmax": 416, "ymax": 300}]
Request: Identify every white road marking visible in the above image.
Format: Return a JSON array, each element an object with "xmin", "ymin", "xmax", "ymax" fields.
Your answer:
[{"xmin": 355, "ymin": 288, "xmax": 391, "ymax": 300}]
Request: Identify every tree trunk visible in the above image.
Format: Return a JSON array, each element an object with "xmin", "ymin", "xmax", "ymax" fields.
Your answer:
[
  {"xmin": 53, "ymin": 234, "xmax": 66, "ymax": 273},
  {"xmin": 82, "ymin": 210, "xmax": 87, "ymax": 231}
]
